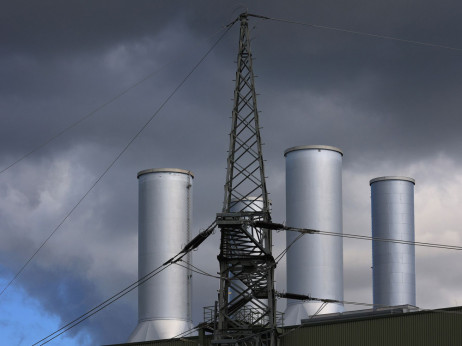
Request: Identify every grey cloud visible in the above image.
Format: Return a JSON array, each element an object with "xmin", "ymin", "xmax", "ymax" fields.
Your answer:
[{"xmin": 2, "ymin": 1, "xmax": 462, "ymax": 344}]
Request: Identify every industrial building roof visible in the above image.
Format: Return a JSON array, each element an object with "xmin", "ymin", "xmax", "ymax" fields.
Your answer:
[{"xmin": 106, "ymin": 305, "xmax": 462, "ymax": 346}]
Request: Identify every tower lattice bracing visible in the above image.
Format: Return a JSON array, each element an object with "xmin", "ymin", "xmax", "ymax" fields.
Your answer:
[{"xmin": 214, "ymin": 13, "xmax": 277, "ymax": 345}]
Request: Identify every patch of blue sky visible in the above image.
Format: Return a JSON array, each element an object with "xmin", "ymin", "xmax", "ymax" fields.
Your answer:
[{"xmin": 0, "ymin": 278, "xmax": 92, "ymax": 345}]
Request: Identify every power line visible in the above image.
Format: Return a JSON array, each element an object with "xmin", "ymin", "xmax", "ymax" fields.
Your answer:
[
  {"xmin": 275, "ymin": 232, "xmax": 304, "ymax": 264},
  {"xmin": 34, "ymin": 263, "xmax": 172, "ymax": 345},
  {"xmin": 180, "ymin": 226, "xmax": 462, "ymax": 320},
  {"xmin": 319, "ymin": 229, "xmax": 462, "ymax": 251},
  {"xmin": 337, "ymin": 299, "xmax": 462, "ymax": 317},
  {"xmin": 0, "ymin": 24, "xmax": 233, "ymax": 299},
  {"xmin": 0, "ymin": 65, "xmax": 167, "ymax": 176},
  {"xmin": 34, "ymin": 221, "xmax": 217, "ymax": 345},
  {"xmin": 0, "ymin": 25, "xmax": 230, "ymax": 177},
  {"xmin": 176, "ymin": 259, "xmax": 461, "ymax": 320},
  {"xmin": 247, "ymin": 13, "xmax": 462, "ymax": 52},
  {"xmin": 276, "ymin": 294, "xmax": 462, "ymax": 317},
  {"xmin": 175, "ymin": 230, "xmax": 307, "ymax": 282},
  {"xmin": 257, "ymin": 222, "xmax": 462, "ymax": 251},
  {"xmin": 169, "ymin": 259, "xmax": 462, "ymax": 336},
  {"xmin": 170, "ymin": 325, "xmax": 202, "ymax": 340},
  {"xmin": 288, "ymin": 226, "xmax": 462, "ymax": 251},
  {"xmin": 175, "ymin": 260, "xmax": 221, "ymax": 280},
  {"xmin": 35, "ymin": 215, "xmax": 460, "ymax": 344}
]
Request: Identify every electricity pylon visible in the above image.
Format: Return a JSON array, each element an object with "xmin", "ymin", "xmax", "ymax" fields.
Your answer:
[{"xmin": 214, "ymin": 13, "xmax": 277, "ymax": 346}]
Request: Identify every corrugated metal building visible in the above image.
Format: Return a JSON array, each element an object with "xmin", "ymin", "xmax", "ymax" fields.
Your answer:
[{"xmin": 107, "ymin": 306, "xmax": 462, "ymax": 346}]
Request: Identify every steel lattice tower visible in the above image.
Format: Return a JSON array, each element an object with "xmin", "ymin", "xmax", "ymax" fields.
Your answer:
[{"xmin": 214, "ymin": 13, "xmax": 277, "ymax": 346}]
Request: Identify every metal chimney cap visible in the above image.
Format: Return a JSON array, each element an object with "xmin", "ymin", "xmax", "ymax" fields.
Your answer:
[
  {"xmin": 137, "ymin": 168, "xmax": 194, "ymax": 179},
  {"xmin": 369, "ymin": 176, "xmax": 415, "ymax": 185},
  {"xmin": 284, "ymin": 145, "xmax": 343, "ymax": 157}
]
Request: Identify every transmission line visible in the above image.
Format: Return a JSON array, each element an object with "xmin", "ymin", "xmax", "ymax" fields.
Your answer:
[
  {"xmin": 178, "ymin": 253, "xmax": 456, "ymax": 332},
  {"xmin": 169, "ymin": 325, "xmax": 202, "ymax": 340},
  {"xmin": 0, "ymin": 24, "xmax": 233, "ymax": 298},
  {"xmin": 276, "ymin": 294, "xmax": 462, "ymax": 317},
  {"xmin": 33, "ymin": 263, "xmax": 171, "ymax": 345},
  {"xmin": 245, "ymin": 13, "xmax": 462, "ymax": 52},
  {"xmin": 287, "ymin": 226, "xmax": 462, "ymax": 251},
  {"xmin": 175, "ymin": 230, "xmax": 307, "ymax": 283},
  {"xmin": 257, "ymin": 222, "xmax": 462, "ymax": 251},
  {"xmin": 175, "ymin": 260, "xmax": 221, "ymax": 280},
  {"xmin": 0, "ymin": 66, "xmax": 167, "ymax": 175},
  {"xmin": 0, "ymin": 25, "xmax": 230, "ymax": 177},
  {"xmin": 25, "ymin": 13, "xmax": 462, "ymax": 343},
  {"xmin": 177, "ymin": 219, "xmax": 462, "ymax": 287},
  {"xmin": 34, "ymin": 221, "xmax": 217, "ymax": 345},
  {"xmin": 34, "ymin": 216, "xmax": 461, "ymax": 343}
]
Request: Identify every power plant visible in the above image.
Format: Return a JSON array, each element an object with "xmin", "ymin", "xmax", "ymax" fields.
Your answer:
[{"xmin": 119, "ymin": 12, "xmax": 427, "ymax": 346}]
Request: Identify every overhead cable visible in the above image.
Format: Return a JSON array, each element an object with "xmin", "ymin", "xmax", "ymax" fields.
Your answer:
[
  {"xmin": 34, "ymin": 263, "xmax": 171, "ymax": 345},
  {"xmin": 0, "ymin": 66, "xmax": 167, "ymax": 175},
  {"xmin": 254, "ymin": 221, "xmax": 462, "ymax": 251},
  {"xmin": 316, "ymin": 229, "xmax": 462, "ymax": 251},
  {"xmin": 275, "ymin": 292, "xmax": 462, "ymax": 317},
  {"xmin": 175, "ymin": 229, "xmax": 307, "ymax": 283},
  {"xmin": 0, "ymin": 22, "xmax": 232, "ymax": 298},
  {"xmin": 249, "ymin": 13, "xmax": 462, "ymax": 52},
  {"xmin": 274, "ymin": 232, "xmax": 304, "ymax": 264},
  {"xmin": 0, "ymin": 24, "xmax": 230, "ymax": 176},
  {"xmin": 170, "ymin": 325, "xmax": 202, "ymax": 340},
  {"xmin": 175, "ymin": 260, "xmax": 221, "ymax": 280},
  {"xmin": 34, "ymin": 221, "xmax": 216, "ymax": 345}
]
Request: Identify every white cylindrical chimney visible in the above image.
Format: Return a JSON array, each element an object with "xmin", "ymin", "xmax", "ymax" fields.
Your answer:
[
  {"xmin": 128, "ymin": 168, "xmax": 194, "ymax": 342},
  {"xmin": 370, "ymin": 176, "xmax": 416, "ymax": 307},
  {"xmin": 284, "ymin": 145, "xmax": 344, "ymax": 325}
]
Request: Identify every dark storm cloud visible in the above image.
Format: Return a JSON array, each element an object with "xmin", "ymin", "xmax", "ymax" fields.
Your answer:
[
  {"xmin": 3, "ymin": 0, "xmax": 462, "ymax": 164},
  {"xmin": 2, "ymin": 1, "xmax": 462, "ymax": 344},
  {"xmin": 234, "ymin": 1, "xmax": 462, "ymax": 165},
  {"xmin": 1, "ymin": 1, "xmax": 181, "ymax": 57}
]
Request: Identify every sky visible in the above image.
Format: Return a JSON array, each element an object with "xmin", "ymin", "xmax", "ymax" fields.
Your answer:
[{"xmin": 1, "ymin": 0, "xmax": 462, "ymax": 344}]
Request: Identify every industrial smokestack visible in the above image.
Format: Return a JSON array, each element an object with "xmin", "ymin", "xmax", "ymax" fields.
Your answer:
[
  {"xmin": 284, "ymin": 145, "xmax": 344, "ymax": 326},
  {"xmin": 370, "ymin": 176, "xmax": 416, "ymax": 307},
  {"xmin": 128, "ymin": 168, "xmax": 194, "ymax": 342}
]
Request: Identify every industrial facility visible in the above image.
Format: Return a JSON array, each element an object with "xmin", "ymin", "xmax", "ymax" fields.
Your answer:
[
  {"xmin": 110, "ymin": 305, "xmax": 462, "ymax": 346},
  {"xmin": 5, "ymin": 3, "xmax": 462, "ymax": 345},
  {"xmin": 106, "ymin": 12, "xmax": 460, "ymax": 346}
]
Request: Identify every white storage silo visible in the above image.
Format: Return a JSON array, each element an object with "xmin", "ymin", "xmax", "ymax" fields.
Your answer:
[
  {"xmin": 284, "ymin": 145, "xmax": 344, "ymax": 326},
  {"xmin": 128, "ymin": 168, "xmax": 194, "ymax": 342},
  {"xmin": 370, "ymin": 176, "xmax": 416, "ymax": 307}
]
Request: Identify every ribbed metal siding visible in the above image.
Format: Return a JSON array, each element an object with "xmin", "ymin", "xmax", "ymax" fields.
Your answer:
[
  {"xmin": 111, "ymin": 308, "xmax": 462, "ymax": 345},
  {"xmin": 106, "ymin": 335, "xmax": 213, "ymax": 346},
  {"xmin": 279, "ymin": 309, "xmax": 462, "ymax": 346}
]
